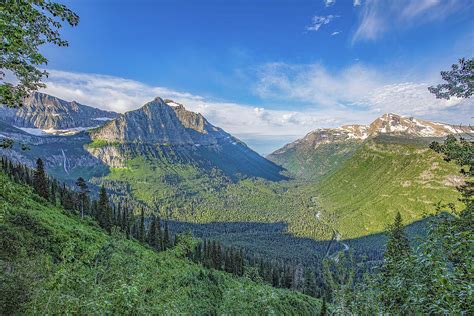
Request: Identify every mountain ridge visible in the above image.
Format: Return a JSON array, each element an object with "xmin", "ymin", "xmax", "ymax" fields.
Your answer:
[
  {"xmin": 268, "ymin": 113, "xmax": 471, "ymax": 180},
  {"xmin": 0, "ymin": 92, "xmax": 118, "ymax": 130}
]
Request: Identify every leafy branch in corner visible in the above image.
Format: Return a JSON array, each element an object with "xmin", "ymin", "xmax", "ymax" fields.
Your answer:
[{"xmin": 0, "ymin": 0, "xmax": 79, "ymax": 107}]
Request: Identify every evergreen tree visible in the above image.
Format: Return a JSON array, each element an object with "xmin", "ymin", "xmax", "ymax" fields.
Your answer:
[
  {"xmin": 147, "ymin": 215, "xmax": 158, "ymax": 249},
  {"xmin": 163, "ymin": 222, "xmax": 170, "ymax": 250},
  {"xmin": 320, "ymin": 298, "xmax": 328, "ymax": 316},
  {"xmin": 139, "ymin": 209, "xmax": 145, "ymax": 242},
  {"xmin": 97, "ymin": 186, "xmax": 113, "ymax": 232},
  {"xmin": 384, "ymin": 212, "xmax": 411, "ymax": 274},
  {"xmin": 33, "ymin": 158, "xmax": 49, "ymax": 200},
  {"xmin": 75, "ymin": 177, "xmax": 89, "ymax": 218},
  {"xmin": 380, "ymin": 212, "xmax": 413, "ymax": 313}
]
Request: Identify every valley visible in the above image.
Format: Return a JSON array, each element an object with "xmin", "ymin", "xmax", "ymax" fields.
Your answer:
[
  {"xmin": 0, "ymin": 92, "xmax": 471, "ymax": 314},
  {"xmin": 0, "ymin": 93, "xmax": 465, "ymax": 254},
  {"xmin": 2, "ymin": 2, "xmax": 472, "ymax": 313}
]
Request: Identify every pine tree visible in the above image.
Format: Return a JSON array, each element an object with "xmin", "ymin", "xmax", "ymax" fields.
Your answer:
[
  {"xmin": 147, "ymin": 214, "xmax": 158, "ymax": 249},
  {"xmin": 138, "ymin": 209, "xmax": 145, "ymax": 242},
  {"xmin": 381, "ymin": 212, "xmax": 412, "ymax": 313},
  {"xmin": 163, "ymin": 222, "xmax": 170, "ymax": 250},
  {"xmin": 75, "ymin": 177, "xmax": 89, "ymax": 218},
  {"xmin": 384, "ymin": 212, "xmax": 411, "ymax": 273},
  {"xmin": 33, "ymin": 158, "xmax": 49, "ymax": 200},
  {"xmin": 97, "ymin": 186, "xmax": 113, "ymax": 232},
  {"xmin": 320, "ymin": 298, "xmax": 328, "ymax": 316}
]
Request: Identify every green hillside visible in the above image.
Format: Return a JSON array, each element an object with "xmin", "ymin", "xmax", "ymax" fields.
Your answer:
[
  {"xmin": 268, "ymin": 141, "xmax": 360, "ymax": 180},
  {"xmin": 0, "ymin": 171, "xmax": 321, "ymax": 314},
  {"xmin": 315, "ymin": 136, "xmax": 463, "ymax": 238}
]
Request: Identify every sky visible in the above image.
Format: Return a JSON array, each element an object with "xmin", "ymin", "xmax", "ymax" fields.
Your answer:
[{"xmin": 38, "ymin": 0, "xmax": 474, "ymax": 155}]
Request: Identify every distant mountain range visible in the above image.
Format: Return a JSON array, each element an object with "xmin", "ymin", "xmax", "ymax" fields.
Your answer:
[{"xmin": 268, "ymin": 113, "xmax": 470, "ymax": 180}]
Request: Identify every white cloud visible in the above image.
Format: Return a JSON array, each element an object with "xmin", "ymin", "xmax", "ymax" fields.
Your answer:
[
  {"xmin": 40, "ymin": 70, "xmax": 340, "ymax": 151},
  {"xmin": 254, "ymin": 62, "xmax": 473, "ymax": 124},
  {"xmin": 353, "ymin": 0, "xmax": 468, "ymax": 43},
  {"xmin": 306, "ymin": 15, "xmax": 338, "ymax": 32},
  {"xmin": 324, "ymin": 0, "xmax": 336, "ymax": 7},
  {"xmin": 40, "ymin": 66, "xmax": 472, "ymax": 155},
  {"xmin": 331, "ymin": 31, "xmax": 341, "ymax": 36}
]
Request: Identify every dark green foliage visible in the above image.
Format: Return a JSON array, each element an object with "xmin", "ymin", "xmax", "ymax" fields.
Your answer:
[
  {"xmin": 428, "ymin": 57, "xmax": 474, "ymax": 99},
  {"xmin": 379, "ymin": 212, "xmax": 413, "ymax": 314},
  {"xmin": 33, "ymin": 158, "xmax": 49, "ymax": 200},
  {"xmin": 163, "ymin": 221, "xmax": 171, "ymax": 250},
  {"xmin": 97, "ymin": 186, "xmax": 113, "ymax": 232},
  {"xmin": 138, "ymin": 208, "xmax": 145, "ymax": 242},
  {"xmin": 0, "ymin": 0, "xmax": 79, "ymax": 107},
  {"xmin": 147, "ymin": 214, "xmax": 159, "ymax": 249},
  {"xmin": 320, "ymin": 298, "xmax": 327, "ymax": 316},
  {"xmin": 75, "ymin": 177, "xmax": 90, "ymax": 218},
  {"xmin": 0, "ymin": 139, "xmax": 14, "ymax": 149},
  {"xmin": 384, "ymin": 212, "xmax": 411, "ymax": 271},
  {"xmin": 0, "ymin": 165, "xmax": 321, "ymax": 314}
]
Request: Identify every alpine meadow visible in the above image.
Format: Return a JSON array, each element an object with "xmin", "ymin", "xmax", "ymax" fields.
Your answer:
[{"xmin": 0, "ymin": 0, "xmax": 473, "ymax": 315}]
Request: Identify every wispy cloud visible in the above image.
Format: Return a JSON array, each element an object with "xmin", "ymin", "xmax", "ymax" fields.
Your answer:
[
  {"xmin": 254, "ymin": 62, "xmax": 473, "ymax": 124},
  {"xmin": 331, "ymin": 31, "xmax": 341, "ymax": 36},
  {"xmin": 41, "ymin": 66, "xmax": 472, "ymax": 155},
  {"xmin": 353, "ymin": 0, "xmax": 468, "ymax": 43},
  {"xmin": 306, "ymin": 15, "xmax": 338, "ymax": 32},
  {"xmin": 353, "ymin": 0, "xmax": 361, "ymax": 6},
  {"xmin": 41, "ymin": 70, "xmax": 343, "ymax": 154}
]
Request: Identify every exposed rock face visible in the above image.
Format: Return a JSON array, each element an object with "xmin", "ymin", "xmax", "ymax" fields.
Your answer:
[
  {"xmin": 90, "ymin": 97, "xmax": 229, "ymax": 145},
  {"xmin": 0, "ymin": 92, "xmax": 118, "ymax": 129},
  {"xmin": 88, "ymin": 97, "xmax": 286, "ymax": 180},
  {"xmin": 0, "ymin": 124, "xmax": 107, "ymax": 182}
]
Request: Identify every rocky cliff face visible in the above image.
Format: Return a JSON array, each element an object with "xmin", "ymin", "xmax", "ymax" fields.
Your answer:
[
  {"xmin": 88, "ymin": 97, "xmax": 285, "ymax": 180},
  {"xmin": 0, "ymin": 92, "xmax": 118, "ymax": 129},
  {"xmin": 90, "ymin": 97, "xmax": 231, "ymax": 146}
]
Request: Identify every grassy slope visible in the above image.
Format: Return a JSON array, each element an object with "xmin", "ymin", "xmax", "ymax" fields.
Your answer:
[
  {"xmin": 315, "ymin": 137, "xmax": 462, "ymax": 238},
  {"xmin": 268, "ymin": 142, "xmax": 360, "ymax": 181},
  {"xmin": 0, "ymin": 172, "xmax": 320, "ymax": 314}
]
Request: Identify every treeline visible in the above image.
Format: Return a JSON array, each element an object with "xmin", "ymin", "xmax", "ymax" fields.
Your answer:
[{"xmin": 188, "ymin": 238, "xmax": 324, "ymax": 297}]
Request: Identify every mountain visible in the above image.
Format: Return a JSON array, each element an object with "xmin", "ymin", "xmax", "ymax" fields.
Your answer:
[
  {"xmin": 87, "ymin": 97, "xmax": 285, "ymax": 181},
  {"xmin": 0, "ymin": 94, "xmax": 284, "ymax": 184},
  {"xmin": 0, "ymin": 92, "xmax": 118, "ymax": 132},
  {"xmin": 268, "ymin": 113, "xmax": 469, "ymax": 180}
]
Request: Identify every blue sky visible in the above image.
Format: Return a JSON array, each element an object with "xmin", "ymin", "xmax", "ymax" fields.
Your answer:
[{"xmin": 40, "ymin": 0, "xmax": 474, "ymax": 154}]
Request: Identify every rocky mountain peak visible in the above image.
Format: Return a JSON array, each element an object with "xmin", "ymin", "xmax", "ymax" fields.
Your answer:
[
  {"xmin": 271, "ymin": 113, "xmax": 470, "ymax": 156},
  {"xmin": 0, "ymin": 92, "xmax": 118, "ymax": 130},
  {"xmin": 90, "ymin": 97, "xmax": 231, "ymax": 146}
]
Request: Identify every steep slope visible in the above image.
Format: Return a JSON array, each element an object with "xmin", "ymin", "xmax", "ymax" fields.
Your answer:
[
  {"xmin": 268, "ymin": 113, "xmax": 469, "ymax": 180},
  {"xmin": 0, "ymin": 170, "xmax": 320, "ymax": 314},
  {"xmin": 0, "ymin": 123, "xmax": 107, "ymax": 182},
  {"xmin": 313, "ymin": 135, "xmax": 463, "ymax": 238},
  {"xmin": 0, "ymin": 92, "xmax": 118, "ymax": 131},
  {"xmin": 87, "ymin": 97, "xmax": 285, "ymax": 181}
]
